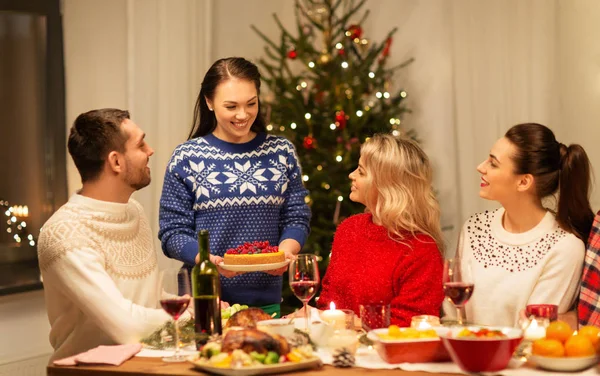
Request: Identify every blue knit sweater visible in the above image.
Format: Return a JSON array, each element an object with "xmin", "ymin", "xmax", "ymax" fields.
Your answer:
[{"xmin": 158, "ymin": 132, "xmax": 311, "ymax": 306}]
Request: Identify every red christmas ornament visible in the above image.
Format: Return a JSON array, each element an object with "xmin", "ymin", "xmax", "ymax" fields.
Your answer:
[
  {"xmin": 314, "ymin": 91, "xmax": 325, "ymax": 104},
  {"xmin": 338, "ymin": 48, "xmax": 345, "ymax": 56},
  {"xmin": 382, "ymin": 37, "xmax": 393, "ymax": 58},
  {"xmin": 347, "ymin": 24, "xmax": 363, "ymax": 40},
  {"xmin": 303, "ymin": 135, "xmax": 316, "ymax": 149},
  {"xmin": 335, "ymin": 110, "xmax": 347, "ymax": 130},
  {"xmin": 287, "ymin": 49, "xmax": 298, "ymax": 59}
]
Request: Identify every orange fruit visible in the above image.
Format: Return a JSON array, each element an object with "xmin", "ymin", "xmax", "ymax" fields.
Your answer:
[
  {"xmin": 532, "ymin": 338, "xmax": 565, "ymax": 357},
  {"xmin": 578, "ymin": 326, "xmax": 600, "ymax": 348},
  {"xmin": 564, "ymin": 335, "xmax": 595, "ymax": 357},
  {"xmin": 545, "ymin": 320, "xmax": 573, "ymax": 343}
]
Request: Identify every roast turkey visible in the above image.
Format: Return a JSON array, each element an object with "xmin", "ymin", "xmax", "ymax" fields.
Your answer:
[
  {"xmin": 221, "ymin": 328, "xmax": 290, "ymax": 355},
  {"xmin": 224, "ymin": 307, "xmax": 272, "ymax": 329}
]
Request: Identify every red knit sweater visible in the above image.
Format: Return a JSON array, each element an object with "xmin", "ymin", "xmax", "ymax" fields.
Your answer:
[{"xmin": 317, "ymin": 213, "xmax": 444, "ymax": 327}]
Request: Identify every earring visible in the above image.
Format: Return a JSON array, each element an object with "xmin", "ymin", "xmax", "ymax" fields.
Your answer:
[{"xmin": 208, "ymin": 107, "xmax": 213, "ymax": 111}]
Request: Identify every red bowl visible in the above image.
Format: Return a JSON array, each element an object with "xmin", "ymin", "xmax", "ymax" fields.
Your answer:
[
  {"xmin": 367, "ymin": 327, "xmax": 450, "ymax": 364},
  {"xmin": 439, "ymin": 326, "xmax": 523, "ymax": 372}
]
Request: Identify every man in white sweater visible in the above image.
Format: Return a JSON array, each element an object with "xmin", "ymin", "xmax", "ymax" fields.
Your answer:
[{"xmin": 38, "ymin": 109, "xmax": 172, "ymax": 363}]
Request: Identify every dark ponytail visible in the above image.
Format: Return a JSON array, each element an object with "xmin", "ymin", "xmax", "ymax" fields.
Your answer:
[
  {"xmin": 188, "ymin": 57, "xmax": 266, "ymax": 140},
  {"xmin": 505, "ymin": 123, "xmax": 594, "ymax": 242},
  {"xmin": 557, "ymin": 143, "xmax": 594, "ymax": 242}
]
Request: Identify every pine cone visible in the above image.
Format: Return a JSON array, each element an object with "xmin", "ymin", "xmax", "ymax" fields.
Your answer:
[{"xmin": 332, "ymin": 347, "xmax": 355, "ymax": 368}]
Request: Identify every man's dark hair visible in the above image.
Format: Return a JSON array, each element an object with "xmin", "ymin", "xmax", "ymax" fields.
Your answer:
[{"xmin": 67, "ymin": 108, "xmax": 130, "ymax": 183}]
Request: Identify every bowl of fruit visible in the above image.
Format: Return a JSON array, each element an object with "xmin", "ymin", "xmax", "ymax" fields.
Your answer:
[
  {"xmin": 439, "ymin": 326, "xmax": 523, "ymax": 372},
  {"xmin": 367, "ymin": 325, "xmax": 450, "ymax": 364},
  {"xmin": 530, "ymin": 320, "xmax": 599, "ymax": 372}
]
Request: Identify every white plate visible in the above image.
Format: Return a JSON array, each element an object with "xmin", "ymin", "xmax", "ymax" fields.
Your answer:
[
  {"xmin": 187, "ymin": 356, "xmax": 322, "ymax": 376},
  {"xmin": 530, "ymin": 354, "xmax": 598, "ymax": 372},
  {"xmin": 218, "ymin": 260, "xmax": 290, "ymax": 272}
]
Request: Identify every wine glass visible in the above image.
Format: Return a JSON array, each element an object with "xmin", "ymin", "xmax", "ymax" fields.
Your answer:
[
  {"xmin": 289, "ymin": 254, "xmax": 320, "ymax": 333},
  {"xmin": 443, "ymin": 258, "xmax": 474, "ymax": 326},
  {"xmin": 160, "ymin": 268, "xmax": 191, "ymax": 362}
]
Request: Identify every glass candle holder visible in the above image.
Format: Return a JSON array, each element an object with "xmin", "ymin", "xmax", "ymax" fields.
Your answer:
[
  {"xmin": 359, "ymin": 302, "xmax": 391, "ymax": 331},
  {"xmin": 327, "ymin": 329, "xmax": 359, "ymax": 355},
  {"xmin": 526, "ymin": 304, "xmax": 558, "ymax": 322},
  {"xmin": 340, "ymin": 309, "xmax": 356, "ymax": 330},
  {"xmin": 515, "ymin": 316, "xmax": 550, "ymax": 359},
  {"xmin": 320, "ymin": 302, "xmax": 347, "ymax": 330},
  {"xmin": 411, "ymin": 315, "xmax": 441, "ymax": 330}
]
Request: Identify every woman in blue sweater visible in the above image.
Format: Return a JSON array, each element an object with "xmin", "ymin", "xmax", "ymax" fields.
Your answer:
[{"xmin": 158, "ymin": 57, "xmax": 311, "ymax": 317}]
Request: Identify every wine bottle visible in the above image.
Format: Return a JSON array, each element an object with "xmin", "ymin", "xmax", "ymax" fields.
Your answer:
[{"xmin": 191, "ymin": 229, "xmax": 222, "ymax": 348}]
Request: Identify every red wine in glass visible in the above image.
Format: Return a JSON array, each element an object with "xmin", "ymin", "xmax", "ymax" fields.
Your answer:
[
  {"xmin": 443, "ymin": 258, "xmax": 473, "ymax": 325},
  {"xmin": 160, "ymin": 298, "xmax": 190, "ymax": 320},
  {"xmin": 290, "ymin": 281, "xmax": 318, "ymax": 301},
  {"xmin": 161, "ymin": 268, "xmax": 191, "ymax": 363},
  {"xmin": 289, "ymin": 254, "xmax": 320, "ymax": 333},
  {"xmin": 443, "ymin": 282, "xmax": 474, "ymax": 306}
]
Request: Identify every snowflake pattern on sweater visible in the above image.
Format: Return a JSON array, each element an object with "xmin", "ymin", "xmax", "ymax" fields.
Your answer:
[{"xmin": 159, "ymin": 133, "xmax": 311, "ymax": 306}]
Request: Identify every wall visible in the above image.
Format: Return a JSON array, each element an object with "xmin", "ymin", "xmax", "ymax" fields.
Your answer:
[{"xmin": 556, "ymin": 0, "xmax": 600, "ymax": 210}]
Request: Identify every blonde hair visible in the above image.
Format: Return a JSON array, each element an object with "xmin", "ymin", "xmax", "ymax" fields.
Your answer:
[{"xmin": 360, "ymin": 133, "xmax": 444, "ymax": 252}]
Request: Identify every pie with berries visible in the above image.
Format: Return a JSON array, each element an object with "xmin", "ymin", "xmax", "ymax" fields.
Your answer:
[{"xmin": 223, "ymin": 241, "xmax": 285, "ymax": 265}]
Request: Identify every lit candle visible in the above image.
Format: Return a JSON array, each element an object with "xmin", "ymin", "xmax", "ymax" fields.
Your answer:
[
  {"xmin": 320, "ymin": 302, "xmax": 346, "ymax": 329},
  {"xmin": 524, "ymin": 318, "xmax": 546, "ymax": 340},
  {"xmin": 411, "ymin": 315, "xmax": 440, "ymax": 330},
  {"xmin": 23, "ymin": 206, "xmax": 28, "ymax": 218}
]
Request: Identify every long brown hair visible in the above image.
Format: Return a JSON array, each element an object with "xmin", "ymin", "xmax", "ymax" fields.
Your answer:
[
  {"xmin": 505, "ymin": 123, "xmax": 594, "ymax": 242},
  {"xmin": 188, "ymin": 57, "xmax": 266, "ymax": 140}
]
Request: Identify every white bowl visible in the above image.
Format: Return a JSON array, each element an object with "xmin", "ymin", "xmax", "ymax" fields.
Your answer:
[
  {"xmin": 257, "ymin": 318, "xmax": 296, "ymax": 337},
  {"xmin": 530, "ymin": 354, "xmax": 598, "ymax": 372}
]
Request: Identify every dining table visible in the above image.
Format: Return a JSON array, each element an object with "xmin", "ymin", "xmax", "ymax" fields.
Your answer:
[{"xmin": 46, "ymin": 357, "xmax": 459, "ymax": 376}]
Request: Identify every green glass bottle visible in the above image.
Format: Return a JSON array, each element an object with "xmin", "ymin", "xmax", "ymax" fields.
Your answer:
[{"xmin": 191, "ymin": 229, "xmax": 222, "ymax": 348}]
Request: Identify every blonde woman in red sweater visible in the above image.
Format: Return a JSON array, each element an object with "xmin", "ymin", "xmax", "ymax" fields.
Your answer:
[{"xmin": 314, "ymin": 133, "xmax": 444, "ymax": 327}]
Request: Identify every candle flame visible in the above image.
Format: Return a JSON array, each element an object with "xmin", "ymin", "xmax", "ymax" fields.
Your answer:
[{"xmin": 330, "ymin": 302, "xmax": 336, "ymax": 310}]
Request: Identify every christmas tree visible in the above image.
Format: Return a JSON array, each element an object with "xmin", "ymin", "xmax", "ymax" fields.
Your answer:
[{"xmin": 252, "ymin": 0, "xmax": 414, "ymax": 310}]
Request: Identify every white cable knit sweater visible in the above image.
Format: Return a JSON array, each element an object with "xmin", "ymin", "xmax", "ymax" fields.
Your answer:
[
  {"xmin": 452, "ymin": 208, "xmax": 584, "ymax": 327},
  {"xmin": 38, "ymin": 194, "xmax": 171, "ymax": 363}
]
